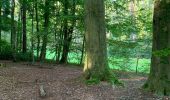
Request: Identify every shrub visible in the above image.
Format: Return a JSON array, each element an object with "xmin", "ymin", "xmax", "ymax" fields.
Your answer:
[
  {"xmin": 0, "ymin": 40, "xmax": 13, "ymax": 60},
  {"xmin": 16, "ymin": 52, "xmax": 32, "ymax": 61}
]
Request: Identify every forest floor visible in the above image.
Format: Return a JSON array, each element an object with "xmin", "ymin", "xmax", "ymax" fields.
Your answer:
[{"xmin": 0, "ymin": 60, "xmax": 169, "ymax": 100}]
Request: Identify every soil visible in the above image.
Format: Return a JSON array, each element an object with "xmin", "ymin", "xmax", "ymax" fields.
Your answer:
[{"xmin": 0, "ymin": 60, "xmax": 169, "ymax": 100}]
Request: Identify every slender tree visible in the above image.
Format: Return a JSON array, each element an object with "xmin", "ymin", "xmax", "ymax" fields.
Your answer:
[
  {"xmin": 144, "ymin": 0, "xmax": 170, "ymax": 96},
  {"xmin": 40, "ymin": 0, "xmax": 50, "ymax": 61},
  {"xmin": 22, "ymin": 0, "xmax": 27, "ymax": 53},
  {"xmin": 31, "ymin": 0, "xmax": 35, "ymax": 63},
  {"xmin": 0, "ymin": 0, "xmax": 2, "ymax": 40},
  {"xmin": 59, "ymin": 0, "xmax": 69, "ymax": 63},
  {"xmin": 35, "ymin": 0, "xmax": 40, "ymax": 59},
  {"xmin": 17, "ymin": 8, "xmax": 22, "ymax": 52},
  {"xmin": 11, "ymin": 0, "xmax": 17, "ymax": 61},
  {"xmin": 60, "ymin": 0, "xmax": 76, "ymax": 63}
]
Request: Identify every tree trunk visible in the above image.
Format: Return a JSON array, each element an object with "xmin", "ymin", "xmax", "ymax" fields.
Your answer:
[
  {"xmin": 143, "ymin": 0, "xmax": 170, "ymax": 96},
  {"xmin": 31, "ymin": 1, "xmax": 35, "ymax": 63},
  {"xmin": 59, "ymin": 0, "xmax": 69, "ymax": 63},
  {"xmin": 11, "ymin": 0, "xmax": 17, "ymax": 61},
  {"xmin": 40, "ymin": 0, "xmax": 49, "ymax": 61},
  {"xmin": 0, "ymin": 1, "xmax": 2, "ymax": 41},
  {"xmin": 80, "ymin": 36, "xmax": 85, "ymax": 65},
  {"xmin": 35, "ymin": 0, "xmax": 40, "ymax": 59},
  {"xmin": 22, "ymin": 0, "xmax": 27, "ymax": 53},
  {"xmin": 84, "ymin": 0, "xmax": 111, "ymax": 81},
  {"xmin": 17, "ymin": 8, "xmax": 22, "ymax": 52},
  {"xmin": 60, "ymin": 0, "xmax": 76, "ymax": 64}
]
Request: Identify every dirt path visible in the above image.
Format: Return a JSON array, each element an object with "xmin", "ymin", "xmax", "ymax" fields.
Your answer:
[{"xmin": 0, "ymin": 61, "xmax": 169, "ymax": 100}]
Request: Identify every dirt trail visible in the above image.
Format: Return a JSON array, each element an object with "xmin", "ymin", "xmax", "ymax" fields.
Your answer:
[{"xmin": 0, "ymin": 61, "xmax": 169, "ymax": 100}]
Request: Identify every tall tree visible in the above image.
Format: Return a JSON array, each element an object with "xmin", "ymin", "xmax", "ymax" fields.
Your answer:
[
  {"xmin": 40, "ymin": 0, "xmax": 50, "ymax": 61},
  {"xmin": 22, "ymin": 0, "xmax": 27, "ymax": 53},
  {"xmin": 84, "ymin": 0, "xmax": 114, "ymax": 82},
  {"xmin": 35, "ymin": 0, "xmax": 40, "ymax": 59},
  {"xmin": 11, "ymin": 0, "xmax": 17, "ymax": 61},
  {"xmin": 59, "ymin": 0, "xmax": 69, "ymax": 63},
  {"xmin": 60, "ymin": 0, "xmax": 76, "ymax": 63},
  {"xmin": 0, "ymin": 0, "xmax": 2, "ymax": 40},
  {"xmin": 143, "ymin": 0, "xmax": 170, "ymax": 96}
]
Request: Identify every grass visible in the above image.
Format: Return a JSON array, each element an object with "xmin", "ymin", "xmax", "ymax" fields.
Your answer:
[
  {"xmin": 108, "ymin": 57, "xmax": 150, "ymax": 73},
  {"xmin": 35, "ymin": 50, "xmax": 151, "ymax": 73}
]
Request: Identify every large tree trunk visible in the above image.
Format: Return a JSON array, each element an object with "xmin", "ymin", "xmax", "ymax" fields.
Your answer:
[
  {"xmin": 84, "ymin": 0, "xmax": 110, "ymax": 81},
  {"xmin": 40, "ymin": 0, "xmax": 49, "ymax": 61},
  {"xmin": 11, "ymin": 0, "xmax": 17, "ymax": 61},
  {"xmin": 144, "ymin": 0, "xmax": 170, "ymax": 96},
  {"xmin": 22, "ymin": 0, "xmax": 27, "ymax": 53}
]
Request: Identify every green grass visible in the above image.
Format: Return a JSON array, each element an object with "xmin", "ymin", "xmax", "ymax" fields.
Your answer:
[
  {"xmin": 34, "ymin": 50, "xmax": 151, "ymax": 73},
  {"xmin": 109, "ymin": 57, "xmax": 150, "ymax": 73}
]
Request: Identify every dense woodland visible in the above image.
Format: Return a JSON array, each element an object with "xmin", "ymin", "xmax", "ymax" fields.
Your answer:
[{"xmin": 0, "ymin": 0, "xmax": 170, "ymax": 98}]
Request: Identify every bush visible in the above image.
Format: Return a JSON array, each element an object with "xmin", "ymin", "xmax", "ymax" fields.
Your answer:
[
  {"xmin": 0, "ymin": 40, "xmax": 13, "ymax": 60},
  {"xmin": 16, "ymin": 52, "xmax": 32, "ymax": 61}
]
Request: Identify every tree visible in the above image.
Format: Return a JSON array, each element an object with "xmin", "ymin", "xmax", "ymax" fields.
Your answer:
[
  {"xmin": 0, "ymin": 0, "xmax": 2, "ymax": 40},
  {"xmin": 83, "ymin": 0, "xmax": 117, "ymax": 83},
  {"xmin": 35, "ymin": 0, "xmax": 40, "ymax": 59},
  {"xmin": 22, "ymin": 0, "xmax": 27, "ymax": 53},
  {"xmin": 11, "ymin": 0, "xmax": 17, "ymax": 61},
  {"xmin": 40, "ymin": 0, "xmax": 50, "ymax": 61},
  {"xmin": 60, "ymin": 0, "xmax": 76, "ymax": 63},
  {"xmin": 143, "ymin": 0, "xmax": 170, "ymax": 96}
]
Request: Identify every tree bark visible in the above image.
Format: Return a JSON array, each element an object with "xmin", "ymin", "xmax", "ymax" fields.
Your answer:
[
  {"xmin": 22, "ymin": 0, "xmax": 27, "ymax": 53},
  {"xmin": 60, "ymin": 0, "xmax": 76, "ymax": 63},
  {"xmin": 40, "ymin": 0, "xmax": 49, "ymax": 61},
  {"xmin": 0, "ymin": 1, "xmax": 2, "ymax": 40},
  {"xmin": 80, "ymin": 36, "xmax": 85, "ymax": 65},
  {"xmin": 144, "ymin": 0, "xmax": 170, "ymax": 96},
  {"xmin": 59, "ymin": 0, "xmax": 69, "ymax": 63},
  {"xmin": 84, "ymin": 0, "xmax": 111, "ymax": 81},
  {"xmin": 35, "ymin": 0, "xmax": 40, "ymax": 59},
  {"xmin": 11, "ymin": 0, "xmax": 17, "ymax": 61},
  {"xmin": 17, "ymin": 8, "xmax": 22, "ymax": 52},
  {"xmin": 31, "ymin": 0, "xmax": 35, "ymax": 63}
]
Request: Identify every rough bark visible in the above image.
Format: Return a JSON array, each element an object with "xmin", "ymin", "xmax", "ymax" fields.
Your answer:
[
  {"xmin": 143, "ymin": 0, "xmax": 170, "ymax": 96},
  {"xmin": 84, "ymin": 0, "xmax": 111, "ymax": 81}
]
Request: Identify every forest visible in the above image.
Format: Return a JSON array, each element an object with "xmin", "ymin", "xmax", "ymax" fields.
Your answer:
[{"xmin": 0, "ymin": 0, "xmax": 170, "ymax": 99}]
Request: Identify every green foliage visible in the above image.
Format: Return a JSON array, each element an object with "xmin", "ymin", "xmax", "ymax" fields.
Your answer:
[
  {"xmin": 104, "ymin": 70, "xmax": 124, "ymax": 86},
  {"xmin": 0, "ymin": 40, "xmax": 13, "ymax": 60},
  {"xmin": 85, "ymin": 69, "xmax": 123, "ymax": 86},
  {"xmin": 16, "ymin": 52, "xmax": 32, "ymax": 61},
  {"xmin": 153, "ymin": 48, "xmax": 170, "ymax": 57},
  {"xmin": 85, "ymin": 78, "xmax": 100, "ymax": 85}
]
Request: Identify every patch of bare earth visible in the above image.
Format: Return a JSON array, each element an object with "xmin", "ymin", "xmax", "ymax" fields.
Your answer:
[{"xmin": 0, "ymin": 61, "xmax": 169, "ymax": 100}]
